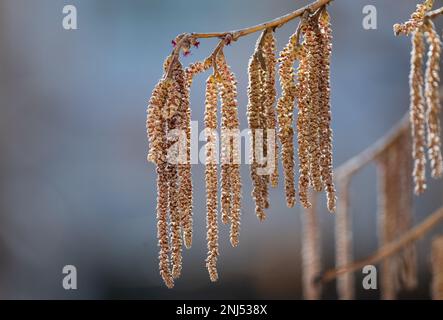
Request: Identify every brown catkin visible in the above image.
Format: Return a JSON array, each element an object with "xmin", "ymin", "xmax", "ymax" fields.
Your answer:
[
  {"xmin": 431, "ymin": 236, "xmax": 443, "ymax": 300},
  {"xmin": 377, "ymin": 132, "xmax": 417, "ymax": 299},
  {"xmin": 277, "ymin": 29, "xmax": 300, "ymax": 208},
  {"xmin": 263, "ymin": 30, "xmax": 279, "ymax": 189},
  {"xmin": 424, "ymin": 21, "xmax": 443, "ymax": 179},
  {"xmin": 335, "ymin": 178, "xmax": 354, "ymax": 300},
  {"xmin": 218, "ymin": 52, "xmax": 242, "ymax": 247},
  {"xmin": 304, "ymin": 14, "xmax": 323, "ymax": 193},
  {"xmin": 394, "ymin": 0, "xmax": 434, "ymax": 36},
  {"xmin": 301, "ymin": 192, "xmax": 321, "ymax": 300},
  {"xmin": 247, "ymin": 53, "xmax": 267, "ymax": 221},
  {"xmin": 297, "ymin": 43, "xmax": 312, "ymax": 208},
  {"xmin": 318, "ymin": 9, "xmax": 336, "ymax": 212},
  {"xmin": 204, "ymin": 75, "xmax": 219, "ymax": 282},
  {"xmin": 157, "ymin": 163, "xmax": 174, "ymax": 288},
  {"xmin": 410, "ymin": 30, "xmax": 427, "ymax": 195}
]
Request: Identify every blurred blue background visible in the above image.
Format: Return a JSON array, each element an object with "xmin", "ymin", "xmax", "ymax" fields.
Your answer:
[{"xmin": 0, "ymin": 0, "xmax": 442, "ymax": 299}]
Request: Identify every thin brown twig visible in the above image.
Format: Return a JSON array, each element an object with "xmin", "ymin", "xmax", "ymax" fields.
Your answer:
[
  {"xmin": 320, "ymin": 206, "xmax": 443, "ymax": 283},
  {"xmin": 335, "ymin": 114, "xmax": 410, "ymax": 180},
  {"xmin": 166, "ymin": 0, "xmax": 333, "ymax": 78}
]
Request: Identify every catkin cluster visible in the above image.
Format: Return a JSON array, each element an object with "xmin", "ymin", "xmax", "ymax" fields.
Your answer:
[
  {"xmin": 247, "ymin": 29, "xmax": 278, "ymax": 220},
  {"xmin": 396, "ymin": 2, "xmax": 443, "ymax": 194},
  {"xmin": 277, "ymin": 8, "xmax": 336, "ymax": 211},
  {"xmin": 148, "ymin": 5, "xmax": 338, "ymax": 288},
  {"xmin": 146, "ymin": 55, "xmax": 209, "ymax": 288},
  {"xmin": 377, "ymin": 131, "xmax": 417, "ymax": 299}
]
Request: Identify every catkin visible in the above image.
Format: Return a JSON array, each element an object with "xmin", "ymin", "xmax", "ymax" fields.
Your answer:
[
  {"xmin": 393, "ymin": 0, "xmax": 434, "ymax": 36},
  {"xmin": 423, "ymin": 21, "xmax": 443, "ymax": 179},
  {"xmin": 318, "ymin": 9, "xmax": 336, "ymax": 212},
  {"xmin": 297, "ymin": 43, "xmax": 312, "ymax": 208},
  {"xmin": 218, "ymin": 52, "xmax": 242, "ymax": 247},
  {"xmin": 277, "ymin": 29, "xmax": 300, "ymax": 208},
  {"xmin": 431, "ymin": 236, "xmax": 443, "ymax": 300},
  {"xmin": 263, "ymin": 31, "xmax": 279, "ymax": 188},
  {"xmin": 335, "ymin": 178, "xmax": 354, "ymax": 300},
  {"xmin": 204, "ymin": 75, "xmax": 219, "ymax": 282},
  {"xmin": 248, "ymin": 52, "xmax": 267, "ymax": 221},
  {"xmin": 304, "ymin": 15, "xmax": 323, "ymax": 193},
  {"xmin": 377, "ymin": 132, "xmax": 417, "ymax": 299},
  {"xmin": 410, "ymin": 30, "xmax": 427, "ymax": 195},
  {"xmin": 301, "ymin": 192, "xmax": 321, "ymax": 300}
]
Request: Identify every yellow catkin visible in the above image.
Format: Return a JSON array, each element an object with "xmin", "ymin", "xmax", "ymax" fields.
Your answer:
[
  {"xmin": 431, "ymin": 236, "xmax": 443, "ymax": 300},
  {"xmin": 218, "ymin": 52, "xmax": 242, "ymax": 247},
  {"xmin": 277, "ymin": 30, "xmax": 300, "ymax": 208},
  {"xmin": 263, "ymin": 31, "xmax": 279, "ymax": 189},
  {"xmin": 410, "ymin": 30, "xmax": 427, "ymax": 194},
  {"xmin": 301, "ymin": 192, "xmax": 321, "ymax": 300},
  {"xmin": 304, "ymin": 15, "xmax": 323, "ymax": 193},
  {"xmin": 424, "ymin": 21, "xmax": 443, "ymax": 179},
  {"xmin": 204, "ymin": 75, "xmax": 219, "ymax": 282},
  {"xmin": 247, "ymin": 53, "xmax": 267, "ymax": 221},
  {"xmin": 318, "ymin": 9, "xmax": 336, "ymax": 212},
  {"xmin": 335, "ymin": 178, "xmax": 354, "ymax": 300},
  {"xmin": 394, "ymin": 0, "xmax": 434, "ymax": 36}
]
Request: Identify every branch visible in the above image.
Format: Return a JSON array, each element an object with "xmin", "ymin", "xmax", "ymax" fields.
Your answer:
[
  {"xmin": 190, "ymin": 0, "xmax": 333, "ymax": 41},
  {"xmin": 320, "ymin": 206, "xmax": 443, "ymax": 283},
  {"xmin": 427, "ymin": 6, "xmax": 443, "ymax": 19},
  {"xmin": 335, "ymin": 114, "xmax": 409, "ymax": 180},
  {"xmin": 165, "ymin": 0, "xmax": 333, "ymax": 77}
]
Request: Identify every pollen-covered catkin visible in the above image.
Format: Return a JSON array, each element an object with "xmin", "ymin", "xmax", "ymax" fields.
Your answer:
[
  {"xmin": 263, "ymin": 30, "xmax": 279, "ymax": 189},
  {"xmin": 410, "ymin": 30, "xmax": 427, "ymax": 194},
  {"xmin": 393, "ymin": 0, "xmax": 434, "ymax": 36},
  {"xmin": 318, "ymin": 9, "xmax": 336, "ymax": 212},
  {"xmin": 277, "ymin": 29, "xmax": 300, "ymax": 208},
  {"xmin": 204, "ymin": 75, "xmax": 219, "ymax": 282},
  {"xmin": 304, "ymin": 14, "xmax": 323, "ymax": 193},
  {"xmin": 297, "ymin": 43, "xmax": 312, "ymax": 208},
  {"xmin": 218, "ymin": 52, "xmax": 242, "ymax": 247},
  {"xmin": 423, "ymin": 21, "xmax": 443, "ymax": 179},
  {"xmin": 157, "ymin": 164, "xmax": 174, "ymax": 288},
  {"xmin": 247, "ymin": 53, "xmax": 267, "ymax": 221}
]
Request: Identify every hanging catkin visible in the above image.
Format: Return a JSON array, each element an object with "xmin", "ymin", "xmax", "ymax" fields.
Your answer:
[
  {"xmin": 431, "ymin": 236, "xmax": 443, "ymax": 300},
  {"xmin": 277, "ymin": 27, "xmax": 300, "ymax": 208},
  {"xmin": 179, "ymin": 59, "xmax": 212, "ymax": 249},
  {"xmin": 318, "ymin": 9, "xmax": 336, "ymax": 212},
  {"xmin": 335, "ymin": 178, "xmax": 354, "ymax": 300},
  {"xmin": 262, "ymin": 30, "xmax": 279, "ymax": 189},
  {"xmin": 303, "ymin": 14, "xmax": 323, "ymax": 193},
  {"xmin": 248, "ymin": 33, "xmax": 268, "ymax": 221},
  {"xmin": 377, "ymin": 131, "xmax": 417, "ymax": 299},
  {"xmin": 167, "ymin": 63, "xmax": 186, "ymax": 279},
  {"xmin": 218, "ymin": 52, "xmax": 242, "ymax": 247},
  {"xmin": 423, "ymin": 20, "xmax": 443, "ymax": 179},
  {"xmin": 410, "ymin": 30, "xmax": 427, "ymax": 195},
  {"xmin": 204, "ymin": 75, "xmax": 219, "ymax": 282},
  {"xmin": 301, "ymin": 191, "xmax": 321, "ymax": 300},
  {"xmin": 297, "ymin": 41, "xmax": 312, "ymax": 208}
]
